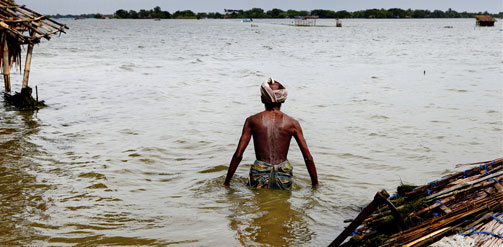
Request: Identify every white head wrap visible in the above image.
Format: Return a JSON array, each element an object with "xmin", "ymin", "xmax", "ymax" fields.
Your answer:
[{"xmin": 260, "ymin": 77, "xmax": 288, "ymax": 104}]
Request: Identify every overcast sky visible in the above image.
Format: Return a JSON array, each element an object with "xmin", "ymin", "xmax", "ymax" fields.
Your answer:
[{"xmin": 17, "ymin": 0, "xmax": 503, "ymax": 15}]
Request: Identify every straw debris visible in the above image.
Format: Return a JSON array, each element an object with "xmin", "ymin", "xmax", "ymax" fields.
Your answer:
[{"xmin": 330, "ymin": 158, "xmax": 503, "ymax": 247}]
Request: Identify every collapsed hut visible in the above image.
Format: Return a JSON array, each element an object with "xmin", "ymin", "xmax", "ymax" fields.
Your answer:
[
  {"xmin": 0, "ymin": 0, "xmax": 68, "ymax": 109},
  {"xmin": 475, "ymin": 15, "xmax": 496, "ymax": 27},
  {"xmin": 331, "ymin": 158, "xmax": 503, "ymax": 247},
  {"xmin": 294, "ymin": 16, "xmax": 319, "ymax": 27}
]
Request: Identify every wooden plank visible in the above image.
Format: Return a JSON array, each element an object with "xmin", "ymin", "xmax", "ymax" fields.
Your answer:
[
  {"xmin": 329, "ymin": 190, "xmax": 389, "ymax": 247},
  {"xmin": 402, "ymin": 227, "xmax": 449, "ymax": 247},
  {"xmin": 21, "ymin": 32, "xmax": 35, "ymax": 88}
]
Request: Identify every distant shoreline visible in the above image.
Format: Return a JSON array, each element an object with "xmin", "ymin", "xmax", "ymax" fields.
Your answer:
[{"xmin": 49, "ymin": 7, "xmax": 503, "ymax": 20}]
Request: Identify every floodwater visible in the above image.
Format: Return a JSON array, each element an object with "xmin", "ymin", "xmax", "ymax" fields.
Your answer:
[{"xmin": 0, "ymin": 18, "xmax": 501, "ymax": 246}]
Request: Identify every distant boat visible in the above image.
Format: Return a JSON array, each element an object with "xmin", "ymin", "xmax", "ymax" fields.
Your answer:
[
  {"xmin": 154, "ymin": 18, "xmax": 161, "ymax": 21},
  {"xmin": 242, "ymin": 18, "xmax": 253, "ymax": 23}
]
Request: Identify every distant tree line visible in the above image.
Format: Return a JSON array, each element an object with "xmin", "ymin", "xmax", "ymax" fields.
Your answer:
[
  {"xmin": 49, "ymin": 7, "xmax": 503, "ymax": 20},
  {"xmin": 50, "ymin": 13, "xmax": 113, "ymax": 19},
  {"xmin": 112, "ymin": 7, "xmax": 501, "ymax": 19}
]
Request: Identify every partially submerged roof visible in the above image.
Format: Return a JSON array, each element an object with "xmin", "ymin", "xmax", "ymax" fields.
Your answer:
[
  {"xmin": 475, "ymin": 15, "xmax": 496, "ymax": 22},
  {"xmin": 0, "ymin": 0, "xmax": 68, "ymax": 45},
  {"xmin": 295, "ymin": 15, "xmax": 319, "ymax": 20}
]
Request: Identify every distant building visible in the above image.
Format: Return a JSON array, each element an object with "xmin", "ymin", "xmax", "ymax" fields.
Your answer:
[
  {"xmin": 294, "ymin": 16, "xmax": 319, "ymax": 27},
  {"xmin": 475, "ymin": 15, "xmax": 496, "ymax": 27}
]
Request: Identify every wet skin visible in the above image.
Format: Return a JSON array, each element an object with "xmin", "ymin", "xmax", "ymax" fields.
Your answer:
[{"xmin": 224, "ymin": 85, "xmax": 319, "ymax": 187}]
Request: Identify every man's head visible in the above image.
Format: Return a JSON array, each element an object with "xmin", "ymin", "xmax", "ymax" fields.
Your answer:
[{"xmin": 260, "ymin": 78, "xmax": 288, "ymax": 106}]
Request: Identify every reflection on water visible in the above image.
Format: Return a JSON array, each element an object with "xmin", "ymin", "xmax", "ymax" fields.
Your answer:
[
  {"xmin": 227, "ymin": 188, "xmax": 313, "ymax": 246},
  {"xmin": 0, "ymin": 110, "xmax": 49, "ymax": 245}
]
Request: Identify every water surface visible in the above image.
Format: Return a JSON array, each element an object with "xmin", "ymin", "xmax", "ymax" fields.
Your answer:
[{"xmin": 0, "ymin": 18, "xmax": 502, "ymax": 246}]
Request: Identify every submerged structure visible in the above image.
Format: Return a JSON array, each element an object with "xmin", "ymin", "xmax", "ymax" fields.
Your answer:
[
  {"xmin": 294, "ymin": 16, "xmax": 319, "ymax": 27},
  {"xmin": 331, "ymin": 158, "xmax": 503, "ymax": 247},
  {"xmin": 475, "ymin": 15, "xmax": 496, "ymax": 27},
  {"xmin": 0, "ymin": 0, "xmax": 68, "ymax": 109}
]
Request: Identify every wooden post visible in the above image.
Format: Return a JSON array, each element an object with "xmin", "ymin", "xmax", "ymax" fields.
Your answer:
[
  {"xmin": 35, "ymin": 85, "xmax": 38, "ymax": 107},
  {"xmin": 2, "ymin": 33, "xmax": 11, "ymax": 94},
  {"xmin": 329, "ymin": 190, "xmax": 390, "ymax": 247},
  {"xmin": 22, "ymin": 34, "xmax": 36, "ymax": 89}
]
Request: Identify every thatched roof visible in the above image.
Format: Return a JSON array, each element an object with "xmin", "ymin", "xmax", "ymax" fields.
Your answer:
[
  {"xmin": 0, "ymin": 0, "xmax": 68, "ymax": 45},
  {"xmin": 475, "ymin": 15, "xmax": 496, "ymax": 22}
]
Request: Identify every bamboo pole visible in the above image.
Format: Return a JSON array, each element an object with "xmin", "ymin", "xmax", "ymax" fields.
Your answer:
[
  {"xmin": 402, "ymin": 227, "xmax": 450, "ymax": 247},
  {"xmin": 18, "ymin": 4, "xmax": 69, "ymax": 28},
  {"xmin": 22, "ymin": 32, "xmax": 35, "ymax": 89},
  {"xmin": 456, "ymin": 158, "xmax": 503, "ymax": 168},
  {"xmin": 0, "ymin": 7, "xmax": 47, "ymax": 38},
  {"xmin": 385, "ymin": 193, "xmax": 502, "ymax": 246},
  {"xmin": 329, "ymin": 190, "xmax": 391, "ymax": 247},
  {"xmin": 406, "ymin": 159, "xmax": 502, "ymax": 197},
  {"xmin": 427, "ymin": 171, "xmax": 503, "ymax": 200},
  {"xmin": 2, "ymin": 32, "xmax": 10, "ymax": 94}
]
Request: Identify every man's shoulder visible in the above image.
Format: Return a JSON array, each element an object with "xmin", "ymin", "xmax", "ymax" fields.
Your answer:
[
  {"xmin": 245, "ymin": 112, "xmax": 263, "ymax": 126},
  {"xmin": 247, "ymin": 111, "xmax": 298, "ymax": 122},
  {"xmin": 247, "ymin": 112, "xmax": 263, "ymax": 120},
  {"xmin": 281, "ymin": 112, "xmax": 297, "ymax": 122}
]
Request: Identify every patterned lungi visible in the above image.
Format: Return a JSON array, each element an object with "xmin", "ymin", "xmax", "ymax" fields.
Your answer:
[{"xmin": 247, "ymin": 160, "xmax": 295, "ymax": 190}]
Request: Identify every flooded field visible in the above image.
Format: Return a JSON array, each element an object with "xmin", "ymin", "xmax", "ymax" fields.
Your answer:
[{"xmin": 0, "ymin": 18, "xmax": 502, "ymax": 246}]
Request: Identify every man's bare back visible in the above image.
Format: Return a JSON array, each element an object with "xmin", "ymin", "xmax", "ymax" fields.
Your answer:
[
  {"xmin": 249, "ymin": 111, "xmax": 298, "ymax": 165},
  {"xmin": 224, "ymin": 79, "xmax": 318, "ymax": 188}
]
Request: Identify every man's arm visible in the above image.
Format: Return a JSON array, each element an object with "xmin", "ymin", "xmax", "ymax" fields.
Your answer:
[
  {"xmin": 292, "ymin": 120, "xmax": 319, "ymax": 187},
  {"xmin": 224, "ymin": 118, "xmax": 252, "ymax": 186}
]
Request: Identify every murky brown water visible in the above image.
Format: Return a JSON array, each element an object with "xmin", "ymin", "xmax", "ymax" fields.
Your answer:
[{"xmin": 1, "ymin": 18, "xmax": 502, "ymax": 246}]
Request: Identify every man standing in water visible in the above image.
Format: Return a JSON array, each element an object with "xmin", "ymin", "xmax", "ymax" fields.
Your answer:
[{"xmin": 224, "ymin": 78, "xmax": 318, "ymax": 189}]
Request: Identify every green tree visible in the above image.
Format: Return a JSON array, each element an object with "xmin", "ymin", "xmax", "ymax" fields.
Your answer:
[
  {"xmin": 128, "ymin": 10, "xmax": 138, "ymax": 18},
  {"xmin": 196, "ymin": 12, "xmax": 207, "ymax": 19},
  {"xmin": 114, "ymin": 9, "xmax": 128, "ymax": 19},
  {"xmin": 298, "ymin": 10, "xmax": 310, "ymax": 16},
  {"xmin": 388, "ymin": 8, "xmax": 406, "ymax": 18},
  {"xmin": 335, "ymin": 10, "xmax": 351, "ymax": 18},
  {"xmin": 138, "ymin": 9, "xmax": 149, "ymax": 18},
  {"xmin": 286, "ymin": 9, "xmax": 300, "ymax": 17},
  {"xmin": 431, "ymin": 10, "xmax": 445, "ymax": 18},
  {"xmin": 152, "ymin": 6, "xmax": 162, "ymax": 18},
  {"xmin": 311, "ymin": 9, "xmax": 336, "ymax": 18},
  {"xmin": 363, "ymin": 9, "xmax": 379, "ymax": 18},
  {"xmin": 244, "ymin": 8, "xmax": 266, "ymax": 18},
  {"xmin": 207, "ymin": 12, "xmax": 223, "ymax": 18},
  {"xmin": 412, "ymin": 9, "xmax": 426, "ymax": 18},
  {"xmin": 172, "ymin": 10, "xmax": 196, "ymax": 19},
  {"xmin": 266, "ymin": 8, "xmax": 285, "ymax": 18}
]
